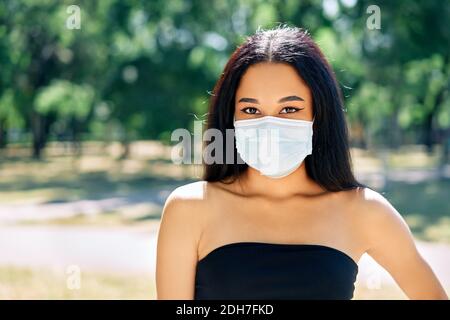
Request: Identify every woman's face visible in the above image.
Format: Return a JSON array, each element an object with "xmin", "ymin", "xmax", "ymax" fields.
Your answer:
[{"xmin": 234, "ymin": 62, "xmax": 313, "ymax": 121}]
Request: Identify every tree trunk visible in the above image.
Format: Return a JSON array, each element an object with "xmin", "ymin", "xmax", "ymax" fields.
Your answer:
[
  {"xmin": 31, "ymin": 111, "xmax": 46, "ymax": 159},
  {"xmin": 423, "ymin": 112, "xmax": 434, "ymax": 154},
  {"xmin": 424, "ymin": 77, "xmax": 447, "ymax": 155},
  {"xmin": 120, "ymin": 139, "xmax": 130, "ymax": 159},
  {"xmin": 388, "ymin": 108, "xmax": 401, "ymax": 149},
  {"xmin": 71, "ymin": 118, "xmax": 83, "ymax": 157},
  {"xmin": 0, "ymin": 119, "xmax": 7, "ymax": 149}
]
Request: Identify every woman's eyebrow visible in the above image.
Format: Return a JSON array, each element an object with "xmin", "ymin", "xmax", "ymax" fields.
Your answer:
[
  {"xmin": 237, "ymin": 95, "xmax": 304, "ymax": 104},
  {"xmin": 278, "ymin": 95, "xmax": 304, "ymax": 103},
  {"xmin": 238, "ymin": 97, "xmax": 259, "ymax": 104}
]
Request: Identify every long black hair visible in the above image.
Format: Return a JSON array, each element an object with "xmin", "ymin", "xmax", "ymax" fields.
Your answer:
[{"xmin": 203, "ymin": 25, "xmax": 366, "ymax": 192}]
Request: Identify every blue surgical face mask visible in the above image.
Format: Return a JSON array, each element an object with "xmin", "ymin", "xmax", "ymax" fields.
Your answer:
[{"xmin": 234, "ymin": 115, "xmax": 314, "ymax": 179}]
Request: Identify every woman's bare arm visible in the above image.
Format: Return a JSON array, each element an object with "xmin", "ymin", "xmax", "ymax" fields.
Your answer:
[
  {"xmin": 155, "ymin": 185, "xmax": 204, "ymax": 299},
  {"xmin": 360, "ymin": 188, "xmax": 447, "ymax": 299}
]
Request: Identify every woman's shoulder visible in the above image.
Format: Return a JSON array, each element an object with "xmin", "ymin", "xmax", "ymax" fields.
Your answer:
[
  {"xmin": 158, "ymin": 181, "xmax": 212, "ymax": 245},
  {"xmin": 166, "ymin": 181, "xmax": 208, "ymax": 200},
  {"xmin": 161, "ymin": 180, "xmax": 224, "ymax": 219},
  {"xmin": 350, "ymin": 186, "xmax": 399, "ymax": 218},
  {"xmin": 347, "ymin": 186, "xmax": 409, "ymax": 242},
  {"xmin": 162, "ymin": 181, "xmax": 208, "ymax": 213},
  {"xmin": 164, "ymin": 180, "xmax": 237, "ymax": 202},
  {"xmin": 341, "ymin": 186, "xmax": 397, "ymax": 218},
  {"xmin": 159, "ymin": 180, "xmax": 235, "ymax": 243}
]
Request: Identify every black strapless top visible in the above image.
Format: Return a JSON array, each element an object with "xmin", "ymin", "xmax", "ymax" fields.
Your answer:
[{"xmin": 194, "ymin": 242, "xmax": 358, "ymax": 300}]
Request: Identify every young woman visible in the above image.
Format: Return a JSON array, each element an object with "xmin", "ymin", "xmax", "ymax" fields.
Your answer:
[{"xmin": 156, "ymin": 26, "xmax": 447, "ymax": 300}]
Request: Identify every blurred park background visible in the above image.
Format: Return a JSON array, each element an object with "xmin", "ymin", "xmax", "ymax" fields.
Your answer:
[{"xmin": 0, "ymin": 0, "xmax": 449, "ymax": 299}]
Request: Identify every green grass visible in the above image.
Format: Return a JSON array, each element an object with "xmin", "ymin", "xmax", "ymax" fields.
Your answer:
[
  {"xmin": 0, "ymin": 148, "xmax": 194, "ymax": 206},
  {"xmin": 0, "ymin": 265, "xmax": 155, "ymax": 299},
  {"xmin": 384, "ymin": 179, "xmax": 450, "ymax": 243}
]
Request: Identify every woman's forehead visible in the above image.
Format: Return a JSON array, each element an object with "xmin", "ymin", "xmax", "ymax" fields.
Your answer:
[{"xmin": 236, "ymin": 62, "xmax": 311, "ymax": 102}]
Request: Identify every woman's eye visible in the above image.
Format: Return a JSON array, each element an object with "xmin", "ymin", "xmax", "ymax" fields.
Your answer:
[
  {"xmin": 280, "ymin": 106, "xmax": 301, "ymax": 114},
  {"xmin": 242, "ymin": 107, "xmax": 260, "ymax": 114}
]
